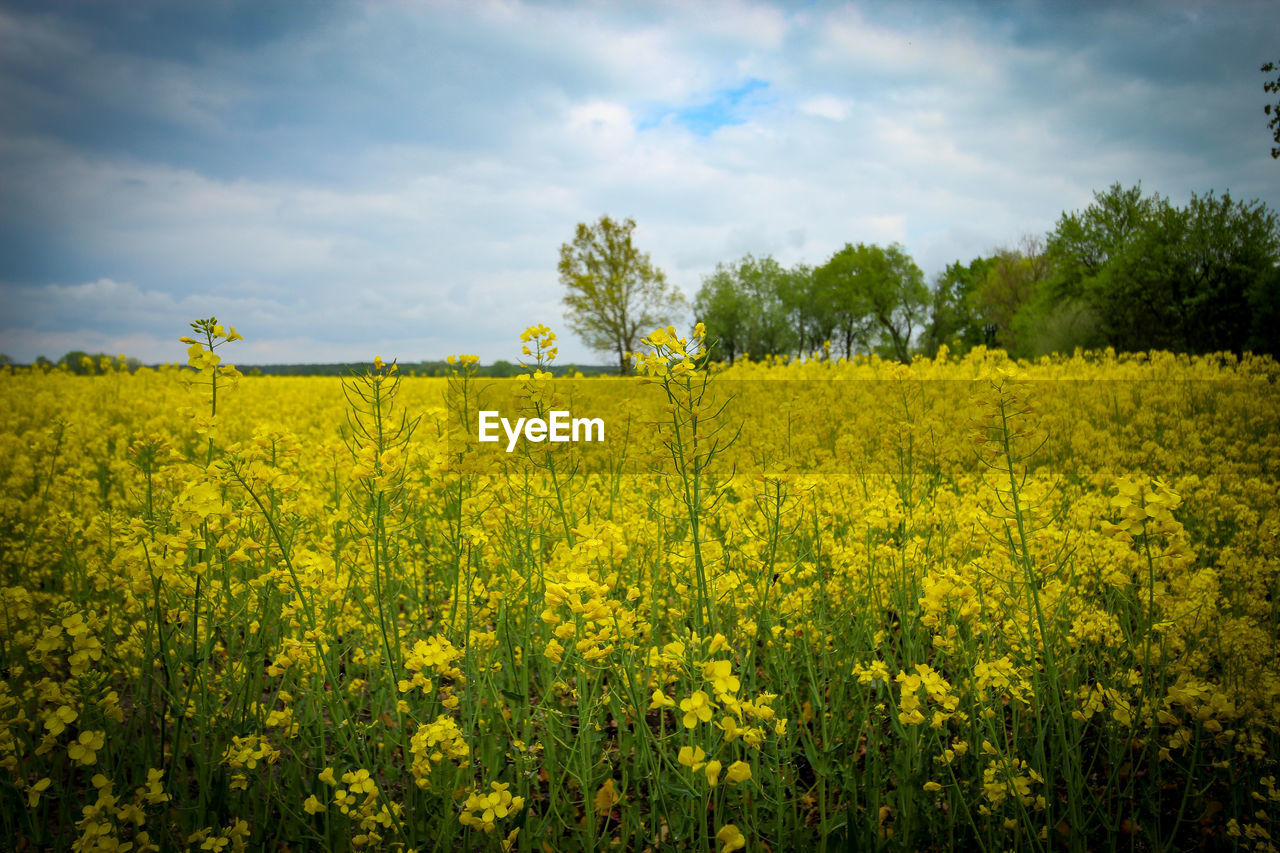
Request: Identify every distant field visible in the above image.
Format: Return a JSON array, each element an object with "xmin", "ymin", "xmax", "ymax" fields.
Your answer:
[{"xmin": 2, "ymin": 331, "xmax": 1279, "ymax": 851}]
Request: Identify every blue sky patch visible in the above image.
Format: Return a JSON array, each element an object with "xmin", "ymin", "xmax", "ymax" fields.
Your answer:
[{"xmin": 640, "ymin": 78, "xmax": 771, "ymax": 136}]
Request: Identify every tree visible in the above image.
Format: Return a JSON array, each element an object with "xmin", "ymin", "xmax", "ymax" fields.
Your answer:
[
  {"xmin": 813, "ymin": 246, "xmax": 872, "ymax": 359},
  {"xmin": 694, "ymin": 255, "xmax": 796, "ymax": 363},
  {"xmin": 814, "ymin": 242, "xmax": 928, "ymax": 363},
  {"xmin": 58, "ymin": 350, "xmax": 113, "ymax": 375},
  {"xmin": 777, "ymin": 263, "xmax": 831, "ymax": 358},
  {"xmin": 693, "ymin": 265, "xmax": 748, "ymax": 364},
  {"xmin": 1046, "ymin": 184, "xmax": 1168, "ymax": 350},
  {"xmin": 1046, "ymin": 183, "xmax": 1280, "ymax": 354},
  {"xmin": 920, "ymin": 255, "xmax": 998, "ymax": 357},
  {"xmin": 971, "ymin": 235, "xmax": 1054, "ymax": 356},
  {"xmin": 1248, "ymin": 264, "xmax": 1280, "ymax": 354},
  {"xmin": 559, "ymin": 215, "xmax": 686, "ymax": 374},
  {"xmin": 487, "ymin": 359, "xmax": 519, "ymax": 378},
  {"xmin": 1165, "ymin": 190, "xmax": 1279, "ymax": 352},
  {"xmin": 1264, "ymin": 61, "xmax": 1280, "ymax": 159}
]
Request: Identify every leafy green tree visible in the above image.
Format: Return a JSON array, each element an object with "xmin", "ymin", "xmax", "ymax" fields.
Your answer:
[
  {"xmin": 695, "ymin": 255, "xmax": 796, "ymax": 363},
  {"xmin": 1248, "ymin": 264, "xmax": 1280, "ymax": 354},
  {"xmin": 738, "ymin": 256, "xmax": 796, "ymax": 360},
  {"xmin": 58, "ymin": 350, "xmax": 90, "ymax": 374},
  {"xmin": 814, "ymin": 242, "xmax": 928, "ymax": 363},
  {"xmin": 813, "ymin": 247, "xmax": 871, "ymax": 359},
  {"xmin": 970, "ymin": 236, "xmax": 1054, "ymax": 357},
  {"xmin": 487, "ymin": 359, "xmax": 519, "ymax": 378},
  {"xmin": 58, "ymin": 350, "xmax": 115, "ymax": 375},
  {"xmin": 1160, "ymin": 190, "xmax": 1280, "ymax": 352},
  {"xmin": 693, "ymin": 265, "xmax": 749, "ymax": 364},
  {"xmin": 920, "ymin": 255, "xmax": 998, "ymax": 356},
  {"xmin": 559, "ymin": 215, "xmax": 686, "ymax": 375},
  {"xmin": 1264, "ymin": 61, "xmax": 1280, "ymax": 159},
  {"xmin": 777, "ymin": 263, "xmax": 833, "ymax": 358},
  {"xmin": 1047, "ymin": 184, "xmax": 1280, "ymax": 354},
  {"xmin": 1044, "ymin": 184, "xmax": 1168, "ymax": 353},
  {"xmin": 1047, "ymin": 184, "xmax": 1158, "ymax": 286}
]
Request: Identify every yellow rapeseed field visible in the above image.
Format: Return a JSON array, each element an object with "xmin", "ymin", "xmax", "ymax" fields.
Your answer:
[{"xmin": 2, "ymin": 319, "xmax": 1279, "ymax": 852}]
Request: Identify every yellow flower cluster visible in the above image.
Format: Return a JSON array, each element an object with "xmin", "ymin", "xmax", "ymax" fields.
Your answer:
[
  {"xmin": 458, "ymin": 782, "xmax": 524, "ymax": 834},
  {"xmin": 407, "ymin": 714, "xmax": 470, "ymax": 786},
  {"xmin": 1, "ymin": 322, "xmax": 1279, "ymax": 850}
]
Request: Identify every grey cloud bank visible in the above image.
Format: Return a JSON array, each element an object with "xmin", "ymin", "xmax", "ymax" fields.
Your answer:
[{"xmin": 1, "ymin": 0, "xmax": 1276, "ymax": 364}]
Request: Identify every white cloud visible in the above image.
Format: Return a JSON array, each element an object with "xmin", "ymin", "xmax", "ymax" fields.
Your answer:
[
  {"xmin": 565, "ymin": 101, "xmax": 637, "ymax": 153},
  {"xmin": 799, "ymin": 96, "xmax": 852, "ymax": 121}
]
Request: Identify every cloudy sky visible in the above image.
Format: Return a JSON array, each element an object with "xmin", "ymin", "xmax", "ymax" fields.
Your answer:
[{"xmin": 1, "ymin": 0, "xmax": 1277, "ymax": 365}]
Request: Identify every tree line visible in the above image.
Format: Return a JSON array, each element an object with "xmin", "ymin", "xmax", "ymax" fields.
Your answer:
[
  {"xmin": 0, "ymin": 351, "xmax": 145, "ymax": 373},
  {"xmin": 13, "ymin": 180, "xmax": 1279, "ymax": 376},
  {"xmin": 681, "ymin": 183, "xmax": 1280, "ymax": 365},
  {"xmin": 559, "ymin": 186, "xmax": 1280, "ymax": 371},
  {"xmin": 2, "ymin": 355, "xmax": 614, "ymax": 378}
]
